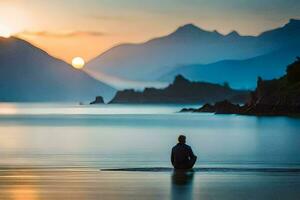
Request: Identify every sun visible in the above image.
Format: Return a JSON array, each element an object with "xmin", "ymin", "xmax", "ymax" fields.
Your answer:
[{"xmin": 72, "ymin": 57, "xmax": 85, "ymax": 69}]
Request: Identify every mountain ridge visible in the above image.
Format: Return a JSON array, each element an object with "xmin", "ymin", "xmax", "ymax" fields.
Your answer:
[
  {"xmin": 161, "ymin": 45, "xmax": 300, "ymax": 89},
  {"xmin": 0, "ymin": 37, "xmax": 115, "ymax": 102},
  {"xmin": 85, "ymin": 18, "xmax": 300, "ymax": 88}
]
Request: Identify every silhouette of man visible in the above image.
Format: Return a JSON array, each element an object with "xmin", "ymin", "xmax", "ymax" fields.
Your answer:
[{"xmin": 171, "ymin": 135, "xmax": 197, "ymax": 169}]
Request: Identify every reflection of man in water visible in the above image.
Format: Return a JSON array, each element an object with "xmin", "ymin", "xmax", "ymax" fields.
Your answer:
[
  {"xmin": 171, "ymin": 170, "xmax": 195, "ymax": 200},
  {"xmin": 171, "ymin": 135, "xmax": 197, "ymax": 169}
]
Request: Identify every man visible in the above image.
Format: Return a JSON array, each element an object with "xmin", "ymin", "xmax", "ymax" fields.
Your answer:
[{"xmin": 171, "ymin": 135, "xmax": 197, "ymax": 169}]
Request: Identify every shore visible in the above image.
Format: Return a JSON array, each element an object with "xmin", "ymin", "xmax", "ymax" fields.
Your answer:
[{"xmin": 0, "ymin": 168, "xmax": 299, "ymax": 200}]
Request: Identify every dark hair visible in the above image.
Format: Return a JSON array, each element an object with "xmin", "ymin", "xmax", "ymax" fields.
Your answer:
[{"xmin": 178, "ymin": 135, "xmax": 186, "ymax": 144}]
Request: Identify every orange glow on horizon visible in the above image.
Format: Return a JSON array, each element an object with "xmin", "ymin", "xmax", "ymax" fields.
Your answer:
[
  {"xmin": 1, "ymin": 1, "xmax": 296, "ymax": 64},
  {"xmin": 0, "ymin": 26, "xmax": 11, "ymax": 38},
  {"xmin": 15, "ymin": 33, "xmax": 125, "ymax": 64}
]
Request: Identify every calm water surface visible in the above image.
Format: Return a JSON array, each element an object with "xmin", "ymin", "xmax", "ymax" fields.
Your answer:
[
  {"xmin": 1, "ymin": 103, "xmax": 300, "ymax": 200},
  {"xmin": 0, "ymin": 103, "xmax": 300, "ymax": 169}
]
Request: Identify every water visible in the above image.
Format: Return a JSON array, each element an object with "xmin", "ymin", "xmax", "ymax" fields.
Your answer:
[
  {"xmin": 0, "ymin": 103, "xmax": 300, "ymax": 170},
  {"xmin": 1, "ymin": 103, "xmax": 300, "ymax": 199}
]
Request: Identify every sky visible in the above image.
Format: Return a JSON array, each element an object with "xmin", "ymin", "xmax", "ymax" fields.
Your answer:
[{"xmin": 0, "ymin": 0, "xmax": 299, "ymax": 63}]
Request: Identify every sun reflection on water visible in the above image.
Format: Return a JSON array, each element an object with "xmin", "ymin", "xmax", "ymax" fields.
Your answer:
[{"xmin": 9, "ymin": 185, "xmax": 39, "ymax": 200}]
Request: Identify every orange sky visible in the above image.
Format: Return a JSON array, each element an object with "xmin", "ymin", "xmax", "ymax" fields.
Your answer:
[{"xmin": 0, "ymin": 0, "xmax": 299, "ymax": 63}]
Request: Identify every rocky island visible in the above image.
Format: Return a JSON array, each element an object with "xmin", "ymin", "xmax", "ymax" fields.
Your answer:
[
  {"xmin": 90, "ymin": 96, "xmax": 105, "ymax": 104},
  {"xmin": 109, "ymin": 75, "xmax": 250, "ymax": 104},
  {"xmin": 181, "ymin": 58, "xmax": 300, "ymax": 116}
]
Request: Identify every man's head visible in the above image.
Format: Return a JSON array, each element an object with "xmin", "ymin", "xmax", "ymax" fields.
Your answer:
[{"xmin": 178, "ymin": 135, "xmax": 186, "ymax": 144}]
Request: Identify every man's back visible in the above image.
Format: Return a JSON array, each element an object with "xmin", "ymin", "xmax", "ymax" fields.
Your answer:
[{"xmin": 171, "ymin": 142, "xmax": 197, "ymax": 169}]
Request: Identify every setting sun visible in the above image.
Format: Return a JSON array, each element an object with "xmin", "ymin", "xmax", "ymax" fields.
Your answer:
[{"xmin": 71, "ymin": 57, "xmax": 85, "ymax": 69}]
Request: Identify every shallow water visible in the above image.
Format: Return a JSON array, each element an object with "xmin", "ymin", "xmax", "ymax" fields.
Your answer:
[{"xmin": 0, "ymin": 169, "xmax": 299, "ymax": 200}]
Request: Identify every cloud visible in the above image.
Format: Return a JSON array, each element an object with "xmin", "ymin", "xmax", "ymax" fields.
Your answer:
[
  {"xmin": 88, "ymin": 14, "xmax": 135, "ymax": 21},
  {"xmin": 17, "ymin": 30, "xmax": 106, "ymax": 38},
  {"xmin": 89, "ymin": 14, "xmax": 123, "ymax": 20}
]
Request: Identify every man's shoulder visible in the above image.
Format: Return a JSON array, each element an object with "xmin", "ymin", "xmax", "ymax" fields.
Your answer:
[
  {"xmin": 172, "ymin": 144, "xmax": 181, "ymax": 150},
  {"xmin": 172, "ymin": 143, "xmax": 191, "ymax": 149}
]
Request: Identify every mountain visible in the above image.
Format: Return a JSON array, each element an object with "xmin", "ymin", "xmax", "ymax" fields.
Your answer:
[
  {"xmin": 182, "ymin": 58, "xmax": 300, "ymax": 115},
  {"xmin": 109, "ymin": 75, "xmax": 250, "ymax": 104},
  {"xmin": 85, "ymin": 19, "xmax": 300, "ymax": 88},
  {"xmin": 0, "ymin": 37, "xmax": 115, "ymax": 102},
  {"xmin": 161, "ymin": 45, "xmax": 300, "ymax": 89}
]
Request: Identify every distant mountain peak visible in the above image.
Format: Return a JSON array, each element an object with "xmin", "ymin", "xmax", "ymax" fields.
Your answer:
[
  {"xmin": 172, "ymin": 23, "xmax": 212, "ymax": 36},
  {"xmin": 289, "ymin": 18, "xmax": 300, "ymax": 23},
  {"xmin": 169, "ymin": 23, "xmax": 224, "ymax": 39},
  {"xmin": 226, "ymin": 30, "xmax": 240, "ymax": 37},
  {"xmin": 177, "ymin": 23, "xmax": 201, "ymax": 31},
  {"xmin": 173, "ymin": 75, "xmax": 190, "ymax": 85},
  {"xmin": 286, "ymin": 18, "xmax": 300, "ymax": 27}
]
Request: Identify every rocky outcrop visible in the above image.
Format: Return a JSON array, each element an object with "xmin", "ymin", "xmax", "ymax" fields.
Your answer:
[
  {"xmin": 248, "ymin": 57, "xmax": 300, "ymax": 108},
  {"xmin": 110, "ymin": 75, "xmax": 250, "ymax": 104},
  {"xmin": 181, "ymin": 101, "xmax": 300, "ymax": 116},
  {"xmin": 90, "ymin": 96, "xmax": 105, "ymax": 104},
  {"xmin": 181, "ymin": 58, "xmax": 300, "ymax": 116},
  {"xmin": 181, "ymin": 100, "xmax": 241, "ymax": 114}
]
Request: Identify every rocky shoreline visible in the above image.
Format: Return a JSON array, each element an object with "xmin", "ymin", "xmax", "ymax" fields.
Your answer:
[
  {"xmin": 181, "ymin": 58, "xmax": 300, "ymax": 116},
  {"xmin": 180, "ymin": 100, "xmax": 300, "ymax": 116}
]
